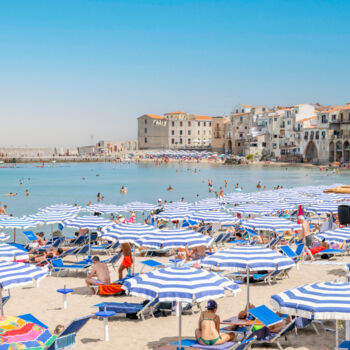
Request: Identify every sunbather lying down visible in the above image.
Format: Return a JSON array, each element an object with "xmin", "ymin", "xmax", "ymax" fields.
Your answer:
[
  {"xmin": 26, "ymin": 248, "xmax": 64, "ymax": 264},
  {"xmin": 195, "ymin": 300, "xmax": 235, "ymax": 346}
]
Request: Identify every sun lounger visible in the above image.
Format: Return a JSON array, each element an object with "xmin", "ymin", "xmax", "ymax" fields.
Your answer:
[
  {"xmin": 50, "ymin": 258, "xmax": 91, "ymax": 276},
  {"xmin": 46, "ymin": 315, "xmax": 91, "ymax": 350},
  {"xmin": 139, "ymin": 259, "xmax": 164, "ymax": 273},
  {"xmin": 280, "ymin": 243, "xmax": 304, "ymax": 262},
  {"xmin": 23, "ymin": 230, "xmax": 38, "ymax": 241},
  {"xmin": 248, "ymin": 305, "xmax": 296, "ymax": 350},
  {"xmin": 93, "ymin": 298, "xmax": 159, "ymax": 320},
  {"xmin": 170, "ymin": 335, "xmax": 256, "ymax": 350}
]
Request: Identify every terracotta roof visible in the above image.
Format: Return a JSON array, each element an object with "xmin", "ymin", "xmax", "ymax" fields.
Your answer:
[
  {"xmin": 240, "ymin": 104, "xmax": 253, "ymax": 108},
  {"xmin": 297, "ymin": 117, "xmax": 313, "ymax": 123},
  {"xmin": 303, "ymin": 126, "xmax": 317, "ymax": 129},
  {"xmin": 145, "ymin": 114, "xmax": 166, "ymax": 120},
  {"xmin": 195, "ymin": 115, "xmax": 212, "ymax": 120},
  {"xmin": 322, "ymin": 104, "xmax": 350, "ymax": 113}
]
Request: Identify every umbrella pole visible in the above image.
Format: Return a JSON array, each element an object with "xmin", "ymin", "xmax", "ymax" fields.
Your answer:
[
  {"xmin": 0, "ymin": 287, "xmax": 3, "ymax": 316},
  {"xmin": 336, "ymin": 319, "xmax": 339, "ymax": 350},
  {"xmin": 13, "ymin": 228, "xmax": 16, "ymax": 244},
  {"xmin": 246, "ymin": 266, "xmax": 250, "ymax": 313},
  {"xmin": 177, "ymin": 302, "xmax": 183, "ymax": 350},
  {"xmin": 88, "ymin": 230, "xmax": 91, "ymax": 256}
]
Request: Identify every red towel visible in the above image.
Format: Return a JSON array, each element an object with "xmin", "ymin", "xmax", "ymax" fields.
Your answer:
[{"xmin": 98, "ymin": 283, "xmax": 124, "ymax": 295}]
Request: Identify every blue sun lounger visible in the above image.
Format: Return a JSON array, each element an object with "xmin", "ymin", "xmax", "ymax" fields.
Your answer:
[
  {"xmin": 47, "ymin": 315, "xmax": 91, "ymax": 350},
  {"xmin": 50, "ymin": 258, "xmax": 91, "ymax": 275},
  {"xmin": 93, "ymin": 298, "xmax": 159, "ymax": 320},
  {"xmin": 280, "ymin": 243, "xmax": 304, "ymax": 261}
]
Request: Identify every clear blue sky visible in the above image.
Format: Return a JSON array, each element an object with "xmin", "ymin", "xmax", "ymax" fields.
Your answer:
[{"xmin": 1, "ymin": 0, "xmax": 349, "ymax": 147}]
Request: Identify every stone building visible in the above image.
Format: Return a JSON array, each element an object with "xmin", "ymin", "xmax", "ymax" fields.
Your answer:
[{"xmin": 137, "ymin": 112, "xmax": 212, "ymax": 150}]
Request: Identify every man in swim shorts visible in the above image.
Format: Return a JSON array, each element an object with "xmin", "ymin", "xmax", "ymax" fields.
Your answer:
[
  {"xmin": 118, "ymin": 242, "xmax": 133, "ymax": 280},
  {"xmin": 86, "ymin": 256, "xmax": 111, "ymax": 294}
]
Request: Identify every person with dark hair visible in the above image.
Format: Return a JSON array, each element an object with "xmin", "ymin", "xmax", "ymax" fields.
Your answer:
[
  {"xmin": 195, "ymin": 300, "xmax": 235, "ymax": 346},
  {"xmin": 85, "ymin": 255, "xmax": 110, "ymax": 294}
]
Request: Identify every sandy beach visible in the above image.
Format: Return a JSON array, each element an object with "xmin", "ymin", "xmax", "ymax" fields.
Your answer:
[{"xmin": 4, "ymin": 247, "xmax": 348, "ymax": 350}]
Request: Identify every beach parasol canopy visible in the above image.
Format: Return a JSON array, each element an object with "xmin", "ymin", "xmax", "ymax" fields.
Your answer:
[
  {"xmin": 0, "ymin": 243, "xmax": 28, "ymax": 262},
  {"xmin": 318, "ymin": 228, "xmax": 350, "ymax": 244},
  {"xmin": 137, "ymin": 229, "xmax": 213, "ymax": 249},
  {"xmin": 242, "ymin": 216, "xmax": 300, "ymax": 232},
  {"xmin": 39, "ymin": 204, "xmax": 82, "ymax": 214},
  {"xmin": 101, "ymin": 223, "xmax": 158, "ymax": 245},
  {"xmin": 0, "ymin": 233, "xmax": 10, "ymax": 242},
  {"xmin": 306, "ymin": 203, "xmax": 341, "ymax": 214},
  {"xmin": 28, "ymin": 211, "xmax": 76, "ymax": 224},
  {"xmin": 123, "ymin": 202, "xmax": 156, "ymax": 212},
  {"xmin": 270, "ymin": 281, "xmax": 350, "ymax": 349},
  {"xmin": 0, "ymin": 217, "xmax": 39, "ymax": 243},
  {"xmin": 85, "ymin": 204, "xmax": 127, "ymax": 214},
  {"xmin": 0, "ymin": 316, "xmax": 56, "ymax": 350},
  {"xmin": 155, "ymin": 209, "xmax": 191, "ymax": 221},
  {"xmin": 201, "ymin": 246, "xmax": 294, "ymax": 310},
  {"xmin": 0, "ymin": 261, "xmax": 49, "ymax": 315},
  {"xmin": 188, "ymin": 210, "xmax": 238, "ymax": 224},
  {"xmin": 123, "ymin": 267, "xmax": 240, "ymax": 350}
]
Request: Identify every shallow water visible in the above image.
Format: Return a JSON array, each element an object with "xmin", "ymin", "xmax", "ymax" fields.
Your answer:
[{"xmin": 0, "ymin": 162, "xmax": 348, "ymax": 241}]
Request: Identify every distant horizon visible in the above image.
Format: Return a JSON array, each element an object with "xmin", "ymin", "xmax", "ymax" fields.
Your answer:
[{"xmin": 1, "ymin": 0, "xmax": 349, "ymax": 147}]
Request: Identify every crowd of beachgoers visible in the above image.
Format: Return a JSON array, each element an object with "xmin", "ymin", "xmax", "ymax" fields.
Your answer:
[{"xmin": 0, "ymin": 183, "xmax": 350, "ymax": 349}]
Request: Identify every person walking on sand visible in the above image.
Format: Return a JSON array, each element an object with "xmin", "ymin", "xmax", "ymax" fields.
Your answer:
[
  {"xmin": 298, "ymin": 216, "xmax": 315, "ymax": 262},
  {"xmin": 85, "ymin": 256, "xmax": 111, "ymax": 294},
  {"xmin": 118, "ymin": 242, "xmax": 133, "ymax": 280}
]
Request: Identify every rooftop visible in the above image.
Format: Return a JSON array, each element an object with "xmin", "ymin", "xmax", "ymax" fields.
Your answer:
[
  {"xmin": 195, "ymin": 115, "xmax": 212, "ymax": 120},
  {"xmin": 144, "ymin": 114, "xmax": 166, "ymax": 120}
]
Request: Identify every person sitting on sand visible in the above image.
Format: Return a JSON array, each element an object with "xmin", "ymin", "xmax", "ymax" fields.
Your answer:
[
  {"xmin": 195, "ymin": 300, "xmax": 235, "ymax": 346},
  {"xmin": 85, "ymin": 256, "xmax": 111, "ymax": 294},
  {"xmin": 118, "ymin": 243, "xmax": 133, "ymax": 280}
]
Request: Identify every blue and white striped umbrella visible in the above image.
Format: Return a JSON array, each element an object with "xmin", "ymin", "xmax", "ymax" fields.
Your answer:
[
  {"xmin": 101, "ymin": 223, "xmax": 158, "ymax": 245},
  {"xmin": 201, "ymin": 246, "xmax": 295, "ymax": 272},
  {"xmin": 28, "ymin": 211, "xmax": 76, "ymax": 224},
  {"xmin": 189, "ymin": 210, "xmax": 238, "ymax": 224},
  {"xmin": 0, "ymin": 261, "xmax": 48, "ymax": 289},
  {"xmin": 62, "ymin": 216, "xmax": 113, "ymax": 229},
  {"xmin": 318, "ymin": 228, "xmax": 350, "ymax": 244},
  {"xmin": 123, "ymin": 267, "xmax": 240, "ymax": 302},
  {"xmin": 306, "ymin": 203, "xmax": 340, "ymax": 214},
  {"xmin": 270, "ymin": 282, "xmax": 350, "ymax": 320},
  {"xmin": 0, "ymin": 243, "xmax": 28, "ymax": 262},
  {"xmin": 156, "ymin": 209, "xmax": 191, "ymax": 221},
  {"xmin": 0, "ymin": 217, "xmax": 38, "ymax": 229},
  {"xmin": 138, "ymin": 229, "xmax": 213, "ymax": 249},
  {"xmin": 242, "ymin": 216, "xmax": 300, "ymax": 232},
  {"xmin": 39, "ymin": 204, "xmax": 82, "ymax": 213},
  {"xmin": 86, "ymin": 204, "xmax": 127, "ymax": 214},
  {"xmin": 124, "ymin": 202, "xmax": 156, "ymax": 212},
  {"xmin": 190, "ymin": 202, "xmax": 222, "ymax": 211},
  {"xmin": 0, "ymin": 233, "xmax": 10, "ymax": 241},
  {"xmin": 165, "ymin": 202, "xmax": 193, "ymax": 210},
  {"xmin": 231, "ymin": 205, "xmax": 273, "ymax": 215},
  {"xmin": 123, "ymin": 267, "xmax": 240, "ymax": 350}
]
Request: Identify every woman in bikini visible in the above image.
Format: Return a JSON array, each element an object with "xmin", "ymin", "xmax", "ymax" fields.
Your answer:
[{"xmin": 195, "ymin": 300, "xmax": 234, "ymax": 346}]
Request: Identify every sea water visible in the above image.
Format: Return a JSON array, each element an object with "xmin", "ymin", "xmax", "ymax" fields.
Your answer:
[{"xmin": 0, "ymin": 162, "xmax": 347, "ymax": 242}]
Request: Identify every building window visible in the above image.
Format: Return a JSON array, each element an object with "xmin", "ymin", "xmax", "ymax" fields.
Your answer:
[
  {"xmin": 304, "ymin": 132, "xmax": 308, "ymax": 140},
  {"xmin": 236, "ymin": 109, "xmax": 239, "ymax": 113},
  {"xmin": 144, "ymin": 128, "xmax": 147, "ymax": 133},
  {"xmin": 332, "ymin": 115, "xmax": 336, "ymax": 121},
  {"xmin": 188, "ymin": 138, "xmax": 191, "ymax": 144},
  {"xmin": 188, "ymin": 122, "xmax": 191, "ymax": 127},
  {"xmin": 274, "ymin": 134, "xmax": 278, "ymax": 138},
  {"xmin": 322, "ymin": 131, "xmax": 326, "ymax": 139},
  {"xmin": 316, "ymin": 131, "xmax": 319, "ymax": 140},
  {"xmin": 204, "ymin": 122, "xmax": 206, "ymax": 126},
  {"xmin": 144, "ymin": 137, "xmax": 147, "ymax": 143},
  {"xmin": 145, "ymin": 119, "xmax": 147, "ymax": 124},
  {"xmin": 180, "ymin": 130, "xmax": 183, "ymax": 135},
  {"xmin": 171, "ymin": 130, "xmax": 175, "ymax": 135},
  {"xmin": 198, "ymin": 130, "xmax": 200, "ymax": 135},
  {"xmin": 239, "ymin": 133, "xmax": 243, "ymax": 138},
  {"xmin": 240, "ymin": 117, "xmax": 243, "ymax": 122},
  {"xmin": 179, "ymin": 138, "xmax": 183, "ymax": 144},
  {"xmin": 172, "ymin": 121, "xmax": 175, "ymax": 127},
  {"xmin": 238, "ymin": 142, "xmax": 241, "ymax": 146},
  {"xmin": 274, "ymin": 118, "xmax": 278, "ymax": 122},
  {"xmin": 188, "ymin": 130, "xmax": 191, "ymax": 135},
  {"xmin": 262, "ymin": 142, "xmax": 266, "ymax": 147},
  {"xmin": 321, "ymin": 115, "xmax": 328, "ymax": 123},
  {"xmin": 287, "ymin": 120, "xmax": 291, "ymax": 125},
  {"xmin": 209, "ymin": 122, "xmax": 211, "ymax": 126},
  {"xmin": 180, "ymin": 121, "xmax": 183, "ymax": 127},
  {"xmin": 198, "ymin": 122, "xmax": 200, "ymax": 126},
  {"xmin": 171, "ymin": 138, "xmax": 175, "ymax": 144}
]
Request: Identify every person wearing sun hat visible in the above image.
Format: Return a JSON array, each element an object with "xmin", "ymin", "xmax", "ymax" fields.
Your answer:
[{"xmin": 194, "ymin": 300, "xmax": 235, "ymax": 346}]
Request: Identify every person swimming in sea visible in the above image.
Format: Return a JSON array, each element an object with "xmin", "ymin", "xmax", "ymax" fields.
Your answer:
[
  {"xmin": 5, "ymin": 192, "xmax": 17, "ymax": 197},
  {"xmin": 167, "ymin": 185, "xmax": 173, "ymax": 191}
]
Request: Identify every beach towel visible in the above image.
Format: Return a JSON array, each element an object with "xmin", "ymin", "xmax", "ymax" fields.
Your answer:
[
  {"xmin": 309, "ymin": 246, "xmax": 325, "ymax": 255},
  {"xmin": 297, "ymin": 205, "xmax": 303, "ymax": 224},
  {"xmin": 98, "ymin": 283, "xmax": 124, "ymax": 295}
]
